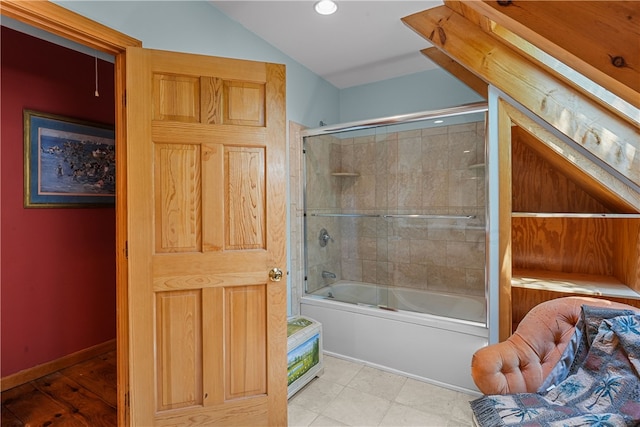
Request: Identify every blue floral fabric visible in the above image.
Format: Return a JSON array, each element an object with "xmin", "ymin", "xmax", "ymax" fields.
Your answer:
[{"xmin": 471, "ymin": 309, "xmax": 640, "ymax": 426}]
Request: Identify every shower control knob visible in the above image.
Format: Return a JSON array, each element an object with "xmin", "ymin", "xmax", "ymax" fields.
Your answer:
[
  {"xmin": 269, "ymin": 267, "xmax": 283, "ymax": 282},
  {"xmin": 319, "ymin": 228, "xmax": 333, "ymax": 247}
]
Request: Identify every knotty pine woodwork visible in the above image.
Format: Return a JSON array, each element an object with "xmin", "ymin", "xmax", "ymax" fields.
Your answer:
[
  {"xmin": 402, "ymin": 5, "xmax": 640, "ymax": 190},
  {"xmin": 420, "ymin": 47, "xmax": 488, "ymax": 99},
  {"xmin": 442, "ymin": 1, "xmax": 639, "ymax": 121},
  {"xmin": 457, "ymin": 1, "xmax": 640, "ymax": 110},
  {"xmin": 443, "ymin": 0, "xmax": 492, "ymax": 32}
]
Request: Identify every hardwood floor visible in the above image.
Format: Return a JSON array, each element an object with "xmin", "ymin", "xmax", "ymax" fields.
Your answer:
[{"xmin": 1, "ymin": 351, "xmax": 116, "ymax": 427}]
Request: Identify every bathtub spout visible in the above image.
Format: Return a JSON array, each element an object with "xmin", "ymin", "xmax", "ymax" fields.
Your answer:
[{"xmin": 322, "ymin": 270, "xmax": 336, "ymax": 279}]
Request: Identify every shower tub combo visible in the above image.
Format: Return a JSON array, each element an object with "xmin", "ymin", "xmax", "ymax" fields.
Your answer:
[
  {"xmin": 301, "ymin": 281, "xmax": 488, "ymax": 392},
  {"xmin": 300, "ymin": 103, "xmax": 490, "ymax": 393}
]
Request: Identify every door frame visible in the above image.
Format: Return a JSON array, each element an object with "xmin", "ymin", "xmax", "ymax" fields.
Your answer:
[{"xmin": 1, "ymin": 2, "xmax": 140, "ymax": 425}]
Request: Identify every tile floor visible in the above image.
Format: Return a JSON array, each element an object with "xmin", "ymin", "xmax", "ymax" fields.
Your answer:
[{"xmin": 288, "ymin": 354, "xmax": 478, "ymax": 427}]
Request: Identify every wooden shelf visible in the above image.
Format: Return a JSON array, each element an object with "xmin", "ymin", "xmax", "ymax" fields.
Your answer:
[
  {"xmin": 331, "ymin": 172, "xmax": 359, "ymax": 177},
  {"xmin": 503, "ymin": 108, "xmax": 640, "ymax": 338},
  {"xmin": 512, "ymin": 212, "xmax": 640, "ymax": 218},
  {"xmin": 512, "ymin": 268, "xmax": 640, "ymax": 300}
]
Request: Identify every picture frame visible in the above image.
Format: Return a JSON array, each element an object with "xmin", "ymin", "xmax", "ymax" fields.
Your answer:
[{"xmin": 24, "ymin": 110, "xmax": 115, "ymax": 208}]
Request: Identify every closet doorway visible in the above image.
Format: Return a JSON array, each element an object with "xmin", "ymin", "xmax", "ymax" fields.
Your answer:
[{"xmin": 1, "ymin": 3, "xmax": 138, "ymax": 426}]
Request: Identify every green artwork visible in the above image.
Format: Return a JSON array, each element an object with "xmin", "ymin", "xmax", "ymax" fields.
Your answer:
[
  {"xmin": 287, "ymin": 333, "xmax": 320, "ymax": 386},
  {"xmin": 287, "ymin": 317, "xmax": 313, "ymax": 337}
]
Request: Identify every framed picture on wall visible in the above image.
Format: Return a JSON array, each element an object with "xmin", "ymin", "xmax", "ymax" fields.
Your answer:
[{"xmin": 24, "ymin": 110, "xmax": 115, "ymax": 208}]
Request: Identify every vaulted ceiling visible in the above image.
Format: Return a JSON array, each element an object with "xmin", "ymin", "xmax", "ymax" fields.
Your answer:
[{"xmin": 212, "ymin": 1, "xmax": 444, "ymax": 89}]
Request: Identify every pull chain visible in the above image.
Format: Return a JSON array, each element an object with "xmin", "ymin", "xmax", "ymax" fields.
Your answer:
[{"xmin": 94, "ymin": 53, "xmax": 100, "ymax": 97}]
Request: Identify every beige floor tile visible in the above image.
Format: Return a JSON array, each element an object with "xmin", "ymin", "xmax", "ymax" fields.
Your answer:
[
  {"xmin": 288, "ymin": 403, "xmax": 319, "ymax": 427},
  {"xmin": 379, "ymin": 402, "xmax": 449, "ymax": 427},
  {"xmin": 394, "ymin": 378, "xmax": 473, "ymax": 420},
  {"xmin": 309, "ymin": 415, "xmax": 349, "ymax": 426},
  {"xmin": 322, "ymin": 386, "xmax": 391, "ymax": 426},
  {"xmin": 288, "ymin": 355, "xmax": 476, "ymax": 426},
  {"xmin": 448, "ymin": 393, "xmax": 476, "ymax": 426},
  {"xmin": 348, "ymin": 366, "xmax": 407, "ymax": 401},
  {"xmin": 320, "ymin": 356, "xmax": 363, "ymax": 386},
  {"xmin": 346, "ymin": 365, "xmax": 407, "ymax": 401},
  {"xmin": 289, "ymin": 377, "xmax": 345, "ymax": 414},
  {"xmin": 447, "ymin": 417, "xmax": 476, "ymax": 427}
]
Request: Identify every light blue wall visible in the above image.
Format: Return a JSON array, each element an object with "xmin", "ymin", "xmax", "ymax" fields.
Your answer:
[
  {"xmin": 54, "ymin": 0, "xmax": 340, "ymax": 128},
  {"xmin": 54, "ymin": 1, "xmax": 482, "ymax": 129},
  {"xmin": 338, "ymin": 68, "xmax": 484, "ymax": 124}
]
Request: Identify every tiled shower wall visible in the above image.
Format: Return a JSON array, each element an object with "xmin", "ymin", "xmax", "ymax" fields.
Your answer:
[
  {"xmin": 304, "ymin": 134, "xmax": 344, "ymax": 293},
  {"xmin": 304, "ymin": 121, "xmax": 486, "ymax": 297}
]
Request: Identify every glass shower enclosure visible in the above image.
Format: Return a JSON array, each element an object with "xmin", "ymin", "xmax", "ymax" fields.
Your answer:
[{"xmin": 302, "ymin": 103, "xmax": 489, "ymax": 324}]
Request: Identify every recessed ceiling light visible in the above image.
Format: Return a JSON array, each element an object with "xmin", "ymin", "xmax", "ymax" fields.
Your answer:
[
  {"xmin": 314, "ymin": 0, "xmax": 338, "ymax": 15},
  {"xmin": 434, "ymin": 120, "xmax": 444, "ymax": 124}
]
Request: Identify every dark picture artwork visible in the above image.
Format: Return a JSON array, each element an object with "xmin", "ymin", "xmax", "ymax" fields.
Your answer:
[{"xmin": 24, "ymin": 110, "xmax": 115, "ymax": 207}]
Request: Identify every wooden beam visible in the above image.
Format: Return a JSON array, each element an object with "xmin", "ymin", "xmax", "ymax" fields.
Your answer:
[
  {"xmin": 444, "ymin": 0, "xmax": 493, "ymax": 31},
  {"xmin": 421, "ymin": 47, "xmax": 488, "ymax": 99},
  {"xmin": 402, "ymin": 6, "xmax": 640, "ymax": 189},
  {"xmin": 442, "ymin": 1, "xmax": 639, "ymax": 123},
  {"xmin": 462, "ymin": 1, "xmax": 640, "ymax": 111}
]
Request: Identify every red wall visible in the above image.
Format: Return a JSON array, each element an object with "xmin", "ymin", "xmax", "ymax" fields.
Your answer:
[{"xmin": 1, "ymin": 27, "xmax": 116, "ymax": 377}]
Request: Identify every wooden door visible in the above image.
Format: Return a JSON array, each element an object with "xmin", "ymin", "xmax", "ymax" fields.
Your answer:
[{"xmin": 126, "ymin": 47, "xmax": 287, "ymax": 426}]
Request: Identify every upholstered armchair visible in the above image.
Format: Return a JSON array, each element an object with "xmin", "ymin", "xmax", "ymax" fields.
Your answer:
[{"xmin": 470, "ymin": 296, "xmax": 640, "ymax": 395}]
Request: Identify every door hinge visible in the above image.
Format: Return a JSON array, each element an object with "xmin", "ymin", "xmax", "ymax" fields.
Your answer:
[
  {"xmin": 125, "ymin": 391, "xmax": 130, "ymax": 409},
  {"xmin": 125, "ymin": 241, "xmax": 128, "ymax": 259},
  {"xmin": 123, "ymin": 90, "xmax": 126, "ymax": 106}
]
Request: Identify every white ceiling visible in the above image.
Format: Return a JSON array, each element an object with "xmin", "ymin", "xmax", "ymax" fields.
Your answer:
[{"xmin": 211, "ymin": 1, "xmax": 442, "ymax": 89}]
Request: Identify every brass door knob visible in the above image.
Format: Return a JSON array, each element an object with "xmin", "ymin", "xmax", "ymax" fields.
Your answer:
[{"xmin": 269, "ymin": 267, "xmax": 283, "ymax": 282}]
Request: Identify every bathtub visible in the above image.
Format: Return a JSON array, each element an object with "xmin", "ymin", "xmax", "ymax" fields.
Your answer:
[
  {"xmin": 311, "ymin": 281, "xmax": 486, "ymax": 323},
  {"xmin": 300, "ymin": 281, "xmax": 489, "ymax": 393}
]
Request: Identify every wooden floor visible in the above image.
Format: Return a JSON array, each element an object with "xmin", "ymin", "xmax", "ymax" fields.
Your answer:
[{"xmin": 1, "ymin": 351, "xmax": 117, "ymax": 427}]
